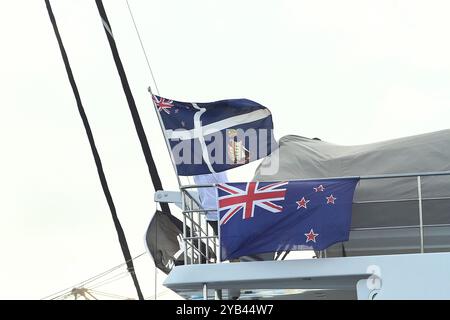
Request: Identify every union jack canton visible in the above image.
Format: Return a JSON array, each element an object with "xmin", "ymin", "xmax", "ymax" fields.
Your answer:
[
  {"xmin": 217, "ymin": 181, "xmax": 288, "ymax": 225},
  {"xmin": 153, "ymin": 96, "xmax": 174, "ymax": 114}
]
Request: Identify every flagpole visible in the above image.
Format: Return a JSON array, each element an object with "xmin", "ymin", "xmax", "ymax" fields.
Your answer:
[
  {"xmin": 148, "ymin": 86, "xmax": 182, "ymax": 187},
  {"xmin": 124, "ymin": 0, "xmax": 182, "ymax": 187}
]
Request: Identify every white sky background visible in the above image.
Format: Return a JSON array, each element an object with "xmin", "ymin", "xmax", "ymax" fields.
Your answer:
[{"xmin": 1, "ymin": 0, "xmax": 450, "ymax": 299}]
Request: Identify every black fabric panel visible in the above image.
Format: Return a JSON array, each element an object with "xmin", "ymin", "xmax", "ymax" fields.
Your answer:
[{"xmin": 146, "ymin": 211, "xmax": 217, "ymax": 273}]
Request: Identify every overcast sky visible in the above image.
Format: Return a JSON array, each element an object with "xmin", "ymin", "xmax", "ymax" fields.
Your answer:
[{"xmin": 1, "ymin": 0, "xmax": 450, "ymax": 299}]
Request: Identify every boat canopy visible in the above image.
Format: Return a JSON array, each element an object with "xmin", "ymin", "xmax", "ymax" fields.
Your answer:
[{"xmin": 254, "ymin": 129, "xmax": 450, "ymax": 256}]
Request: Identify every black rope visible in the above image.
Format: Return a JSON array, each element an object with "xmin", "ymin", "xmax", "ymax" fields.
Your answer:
[
  {"xmin": 94, "ymin": 0, "xmax": 172, "ymax": 215},
  {"xmin": 341, "ymin": 242, "xmax": 347, "ymax": 257},
  {"xmin": 44, "ymin": 0, "xmax": 144, "ymax": 300},
  {"xmin": 280, "ymin": 251, "xmax": 290, "ymax": 260}
]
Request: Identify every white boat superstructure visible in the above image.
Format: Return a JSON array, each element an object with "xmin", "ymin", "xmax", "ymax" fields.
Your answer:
[{"xmin": 157, "ymin": 171, "xmax": 450, "ymax": 300}]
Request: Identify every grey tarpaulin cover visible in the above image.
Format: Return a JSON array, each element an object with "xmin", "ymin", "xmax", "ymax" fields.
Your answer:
[{"xmin": 254, "ymin": 130, "xmax": 450, "ymax": 257}]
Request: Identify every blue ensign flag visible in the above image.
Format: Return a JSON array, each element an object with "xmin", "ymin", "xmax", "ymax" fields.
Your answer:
[
  {"xmin": 153, "ymin": 95, "xmax": 277, "ymax": 176},
  {"xmin": 217, "ymin": 178, "xmax": 359, "ymax": 261}
]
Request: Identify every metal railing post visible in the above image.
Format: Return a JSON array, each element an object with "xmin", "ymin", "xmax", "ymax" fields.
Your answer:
[
  {"xmin": 218, "ymin": 217, "xmax": 221, "ymax": 263},
  {"xmin": 181, "ymin": 191, "xmax": 188, "ymax": 265},
  {"xmin": 190, "ymin": 199, "xmax": 195, "ymax": 264},
  {"xmin": 206, "ymin": 217, "xmax": 209, "ymax": 264},
  {"xmin": 197, "ymin": 206, "xmax": 202, "ymax": 264},
  {"xmin": 203, "ymin": 283, "xmax": 208, "ymax": 300},
  {"xmin": 417, "ymin": 176, "xmax": 425, "ymax": 253}
]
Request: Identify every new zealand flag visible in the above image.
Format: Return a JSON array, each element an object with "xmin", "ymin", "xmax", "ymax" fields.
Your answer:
[
  {"xmin": 153, "ymin": 95, "xmax": 277, "ymax": 176},
  {"xmin": 217, "ymin": 178, "xmax": 359, "ymax": 260}
]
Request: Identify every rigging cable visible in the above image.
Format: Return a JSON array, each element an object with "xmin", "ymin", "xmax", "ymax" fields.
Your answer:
[
  {"xmin": 98, "ymin": 0, "xmax": 184, "ymax": 300},
  {"xmin": 125, "ymin": 0, "xmax": 159, "ymax": 96},
  {"xmin": 87, "ymin": 271, "xmax": 131, "ymax": 290},
  {"xmin": 125, "ymin": 0, "xmax": 192, "ymax": 186},
  {"xmin": 44, "ymin": 0, "xmax": 144, "ymax": 300},
  {"xmin": 94, "ymin": 0, "xmax": 173, "ymax": 215},
  {"xmin": 89, "ymin": 289, "xmax": 134, "ymax": 300},
  {"xmin": 41, "ymin": 252, "xmax": 146, "ymax": 300}
]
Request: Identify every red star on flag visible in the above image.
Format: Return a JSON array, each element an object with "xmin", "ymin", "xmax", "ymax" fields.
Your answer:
[
  {"xmin": 314, "ymin": 185, "xmax": 325, "ymax": 192},
  {"xmin": 326, "ymin": 194, "xmax": 337, "ymax": 204},
  {"xmin": 296, "ymin": 197, "xmax": 310, "ymax": 209},
  {"xmin": 305, "ymin": 229, "xmax": 319, "ymax": 243}
]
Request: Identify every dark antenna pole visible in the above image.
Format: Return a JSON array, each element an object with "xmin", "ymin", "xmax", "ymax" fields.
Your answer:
[
  {"xmin": 94, "ymin": 0, "xmax": 173, "ymax": 215},
  {"xmin": 45, "ymin": 0, "xmax": 144, "ymax": 300}
]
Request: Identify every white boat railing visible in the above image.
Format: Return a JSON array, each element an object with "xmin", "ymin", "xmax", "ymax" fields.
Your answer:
[
  {"xmin": 179, "ymin": 170, "xmax": 450, "ymax": 265},
  {"xmin": 180, "ymin": 186, "xmax": 218, "ymax": 264}
]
